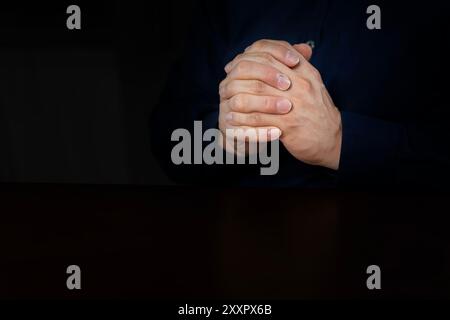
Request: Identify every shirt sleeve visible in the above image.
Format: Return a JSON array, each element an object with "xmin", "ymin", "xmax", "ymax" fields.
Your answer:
[
  {"xmin": 337, "ymin": 111, "xmax": 407, "ymax": 187},
  {"xmin": 338, "ymin": 108, "xmax": 450, "ymax": 188}
]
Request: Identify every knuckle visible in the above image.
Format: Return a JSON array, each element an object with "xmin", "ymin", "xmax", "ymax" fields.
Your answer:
[
  {"xmin": 250, "ymin": 113, "xmax": 261, "ymax": 125},
  {"xmin": 277, "ymin": 40, "xmax": 291, "ymax": 47},
  {"xmin": 223, "ymin": 82, "xmax": 232, "ymax": 96},
  {"xmin": 235, "ymin": 60, "xmax": 251, "ymax": 75},
  {"xmin": 253, "ymin": 81, "xmax": 264, "ymax": 94},
  {"xmin": 229, "ymin": 54, "xmax": 242, "ymax": 66},
  {"xmin": 219, "ymin": 81, "xmax": 226, "ymax": 96},
  {"xmin": 259, "ymin": 52, "xmax": 275, "ymax": 64},
  {"xmin": 310, "ymin": 67, "xmax": 322, "ymax": 81},
  {"xmin": 252, "ymin": 39, "xmax": 268, "ymax": 50},
  {"xmin": 298, "ymin": 78, "xmax": 312, "ymax": 92},
  {"xmin": 232, "ymin": 94, "xmax": 246, "ymax": 111},
  {"xmin": 263, "ymin": 97, "xmax": 273, "ymax": 112}
]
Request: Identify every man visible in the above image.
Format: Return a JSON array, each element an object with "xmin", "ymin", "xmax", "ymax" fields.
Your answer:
[{"xmin": 152, "ymin": 0, "xmax": 450, "ymax": 188}]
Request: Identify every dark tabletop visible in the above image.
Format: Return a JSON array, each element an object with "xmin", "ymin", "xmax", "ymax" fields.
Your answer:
[{"xmin": 0, "ymin": 185, "xmax": 448, "ymax": 299}]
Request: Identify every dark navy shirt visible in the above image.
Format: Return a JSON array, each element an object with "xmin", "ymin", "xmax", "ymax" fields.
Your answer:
[{"xmin": 152, "ymin": 0, "xmax": 450, "ymax": 188}]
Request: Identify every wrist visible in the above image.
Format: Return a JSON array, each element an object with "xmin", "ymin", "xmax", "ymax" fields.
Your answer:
[{"xmin": 323, "ymin": 114, "xmax": 343, "ymax": 171}]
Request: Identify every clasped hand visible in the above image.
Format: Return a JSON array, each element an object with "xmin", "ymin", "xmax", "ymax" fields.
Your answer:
[{"xmin": 219, "ymin": 39, "xmax": 342, "ymax": 170}]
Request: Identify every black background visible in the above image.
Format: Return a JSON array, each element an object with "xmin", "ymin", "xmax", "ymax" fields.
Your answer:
[{"xmin": 0, "ymin": 1, "xmax": 199, "ymax": 185}]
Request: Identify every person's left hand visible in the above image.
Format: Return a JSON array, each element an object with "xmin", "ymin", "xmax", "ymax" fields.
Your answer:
[{"xmin": 219, "ymin": 40, "xmax": 342, "ymax": 170}]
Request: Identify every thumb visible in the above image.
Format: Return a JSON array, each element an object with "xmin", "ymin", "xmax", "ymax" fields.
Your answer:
[{"xmin": 293, "ymin": 43, "xmax": 313, "ymax": 61}]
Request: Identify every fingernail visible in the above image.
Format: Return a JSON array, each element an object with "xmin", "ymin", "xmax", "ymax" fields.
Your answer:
[
  {"xmin": 225, "ymin": 113, "xmax": 233, "ymax": 121},
  {"xmin": 277, "ymin": 74, "xmax": 291, "ymax": 90},
  {"xmin": 276, "ymin": 99, "xmax": 292, "ymax": 113},
  {"xmin": 286, "ymin": 50, "xmax": 300, "ymax": 65},
  {"xmin": 269, "ymin": 128, "xmax": 282, "ymax": 140}
]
